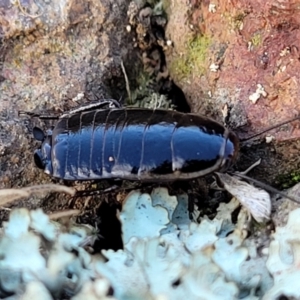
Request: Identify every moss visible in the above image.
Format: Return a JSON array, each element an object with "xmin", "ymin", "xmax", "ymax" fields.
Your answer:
[
  {"xmin": 126, "ymin": 70, "xmax": 152, "ymax": 105},
  {"xmin": 277, "ymin": 171, "xmax": 300, "ymax": 189},
  {"xmin": 169, "ymin": 35, "xmax": 211, "ymax": 80},
  {"xmin": 124, "ymin": 67, "xmax": 172, "ymax": 108},
  {"xmin": 250, "ymin": 32, "xmax": 262, "ymax": 47}
]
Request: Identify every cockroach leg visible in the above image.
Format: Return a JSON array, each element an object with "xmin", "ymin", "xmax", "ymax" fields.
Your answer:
[{"xmin": 235, "ymin": 159, "xmax": 262, "ymax": 175}]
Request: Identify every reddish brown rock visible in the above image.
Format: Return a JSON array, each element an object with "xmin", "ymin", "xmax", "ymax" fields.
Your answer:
[
  {"xmin": 166, "ymin": 0, "xmax": 300, "ymax": 141},
  {"xmin": 165, "ymin": 0, "xmax": 300, "ymax": 184}
]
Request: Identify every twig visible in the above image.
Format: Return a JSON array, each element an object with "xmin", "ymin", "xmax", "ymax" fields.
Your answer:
[{"xmin": 121, "ymin": 60, "xmax": 132, "ymax": 103}]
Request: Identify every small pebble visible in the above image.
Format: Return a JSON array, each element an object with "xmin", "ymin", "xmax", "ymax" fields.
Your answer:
[
  {"xmin": 209, "ymin": 63, "xmax": 219, "ymax": 72},
  {"xmin": 208, "ymin": 3, "xmax": 216, "ymax": 13},
  {"xmin": 265, "ymin": 135, "xmax": 274, "ymax": 144}
]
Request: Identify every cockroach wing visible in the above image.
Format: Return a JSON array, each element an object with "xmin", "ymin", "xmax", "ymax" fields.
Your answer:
[{"xmin": 215, "ymin": 173, "xmax": 271, "ymax": 223}]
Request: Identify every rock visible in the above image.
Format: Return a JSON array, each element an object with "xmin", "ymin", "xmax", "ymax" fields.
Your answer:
[
  {"xmin": 0, "ymin": 0, "xmax": 136, "ymax": 190},
  {"xmin": 165, "ymin": 0, "xmax": 300, "ymax": 184}
]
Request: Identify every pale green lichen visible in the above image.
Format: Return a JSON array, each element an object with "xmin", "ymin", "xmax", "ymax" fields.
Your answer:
[
  {"xmin": 264, "ymin": 208, "xmax": 300, "ymax": 299},
  {"xmin": 126, "ymin": 69, "xmax": 173, "ymax": 110},
  {"xmin": 2, "ymin": 185, "xmax": 300, "ymax": 299},
  {"xmin": 146, "ymin": 0, "xmax": 169, "ymax": 14}
]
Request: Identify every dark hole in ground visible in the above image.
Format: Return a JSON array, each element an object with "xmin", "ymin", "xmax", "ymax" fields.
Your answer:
[{"xmin": 94, "ymin": 201, "xmax": 123, "ymax": 251}]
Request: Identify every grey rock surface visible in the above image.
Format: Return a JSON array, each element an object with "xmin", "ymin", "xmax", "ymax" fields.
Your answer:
[{"xmin": 0, "ymin": 0, "xmax": 135, "ymax": 190}]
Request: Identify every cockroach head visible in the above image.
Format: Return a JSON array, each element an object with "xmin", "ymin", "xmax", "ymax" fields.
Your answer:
[{"xmin": 33, "ymin": 127, "xmax": 52, "ymax": 174}]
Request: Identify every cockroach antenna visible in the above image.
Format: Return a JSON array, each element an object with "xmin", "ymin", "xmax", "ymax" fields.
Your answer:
[
  {"xmin": 240, "ymin": 114, "xmax": 300, "ymax": 142},
  {"xmin": 232, "ymin": 114, "xmax": 300, "ymax": 204},
  {"xmin": 229, "ymin": 172, "xmax": 300, "ymax": 205}
]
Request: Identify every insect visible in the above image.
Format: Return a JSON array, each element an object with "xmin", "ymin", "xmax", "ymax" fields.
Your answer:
[
  {"xmin": 28, "ymin": 98, "xmax": 300, "ymax": 221},
  {"xmin": 31, "ymin": 99, "xmax": 239, "ymax": 182}
]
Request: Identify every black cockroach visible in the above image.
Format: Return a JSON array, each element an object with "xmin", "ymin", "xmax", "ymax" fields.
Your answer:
[
  {"xmin": 31, "ymin": 99, "xmax": 239, "ymax": 182},
  {"xmin": 26, "ymin": 98, "xmax": 300, "ymax": 205}
]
